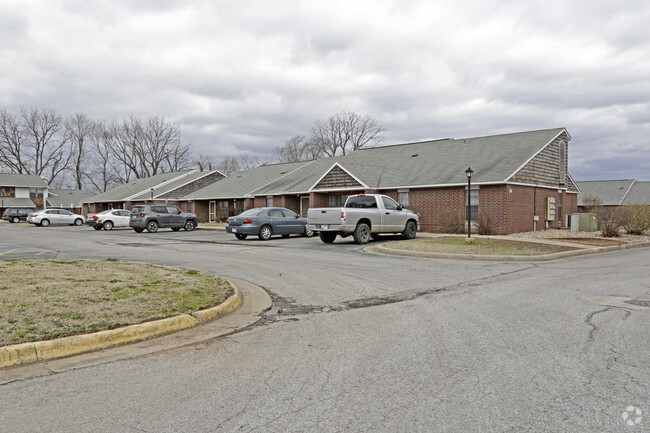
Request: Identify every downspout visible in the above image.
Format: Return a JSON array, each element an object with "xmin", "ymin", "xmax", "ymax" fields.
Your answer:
[{"xmin": 533, "ymin": 185, "xmax": 537, "ymax": 231}]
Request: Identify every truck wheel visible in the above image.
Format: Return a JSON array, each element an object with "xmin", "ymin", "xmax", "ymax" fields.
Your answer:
[
  {"xmin": 353, "ymin": 223, "xmax": 371, "ymax": 244},
  {"xmin": 402, "ymin": 220, "xmax": 417, "ymax": 239},
  {"xmin": 319, "ymin": 232, "xmax": 337, "ymax": 243}
]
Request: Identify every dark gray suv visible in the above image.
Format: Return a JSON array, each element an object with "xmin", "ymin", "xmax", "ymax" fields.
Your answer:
[
  {"xmin": 2, "ymin": 207, "xmax": 32, "ymax": 223},
  {"xmin": 129, "ymin": 204, "xmax": 198, "ymax": 233}
]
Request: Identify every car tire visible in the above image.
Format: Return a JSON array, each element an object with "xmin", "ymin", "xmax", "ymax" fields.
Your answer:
[
  {"xmin": 319, "ymin": 231, "xmax": 337, "ymax": 243},
  {"xmin": 74, "ymin": 218, "xmax": 83, "ymax": 226},
  {"xmin": 304, "ymin": 228, "xmax": 314, "ymax": 237},
  {"xmin": 235, "ymin": 233, "xmax": 248, "ymax": 240},
  {"xmin": 402, "ymin": 220, "xmax": 417, "ymax": 240},
  {"xmin": 41, "ymin": 219, "xmax": 50, "ymax": 227},
  {"xmin": 353, "ymin": 223, "xmax": 371, "ymax": 244},
  {"xmin": 258, "ymin": 225, "xmax": 272, "ymax": 240},
  {"xmin": 184, "ymin": 220, "xmax": 196, "ymax": 231},
  {"xmin": 133, "ymin": 228, "xmax": 144, "ymax": 233},
  {"xmin": 11, "ymin": 217, "xmax": 19, "ymax": 223},
  {"xmin": 102, "ymin": 220, "xmax": 114, "ymax": 230},
  {"xmin": 171, "ymin": 227, "xmax": 181, "ymax": 231},
  {"xmin": 146, "ymin": 221, "xmax": 159, "ymax": 233},
  {"xmin": 94, "ymin": 225, "xmax": 103, "ymax": 230}
]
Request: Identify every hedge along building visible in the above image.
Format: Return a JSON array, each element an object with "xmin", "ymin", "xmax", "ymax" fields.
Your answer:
[{"xmin": 245, "ymin": 128, "xmax": 579, "ymax": 234}]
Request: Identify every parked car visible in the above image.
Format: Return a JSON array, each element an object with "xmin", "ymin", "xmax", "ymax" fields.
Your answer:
[
  {"xmin": 129, "ymin": 204, "xmax": 198, "ymax": 233},
  {"xmin": 307, "ymin": 193, "xmax": 419, "ymax": 244},
  {"xmin": 2, "ymin": 207, "xmax": 33, "ymax": 223},
  {"xmin": 226, "ymin": 207, "xmax": 314, "ymax": 240},
  {"xmin": 86, "ymin": 209, "xmax": 133, "ymax": 230},
  {"xmin": 26, "ymin": 209, "xmax": 85, "ymax": 227}
]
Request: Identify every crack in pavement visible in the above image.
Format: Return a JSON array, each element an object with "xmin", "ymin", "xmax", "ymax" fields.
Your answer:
[{"xmin": 584, "ymin": 307, "xmax": 611, "ymax": 349}]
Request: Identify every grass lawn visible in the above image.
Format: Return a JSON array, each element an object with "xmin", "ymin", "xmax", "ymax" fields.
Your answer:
[
  {"xmin": 0, "ymin": 259, "xmax": 232, "ymax": 347},
  {"xmin": 385, "ymin": 236, "xmax": 580, "ymax": 256}
]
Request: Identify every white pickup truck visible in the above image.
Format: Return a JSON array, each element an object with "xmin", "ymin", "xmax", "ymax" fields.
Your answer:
[{"xmin": 307, "ymin": 194, "xmax": 420, "ymax": 244}]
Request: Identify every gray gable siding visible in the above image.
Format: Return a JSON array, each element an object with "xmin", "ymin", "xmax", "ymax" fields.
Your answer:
[
  {"xmin": 160, "ymin": 172, "xmax": 225, "ymax": 199},
  {"xmin": 509, "ymin": 131, "xmax": 570, "ymax": 188},
  {"xmin": 314, "ymin": 165, "xmax": 364, "ymax": 190}
]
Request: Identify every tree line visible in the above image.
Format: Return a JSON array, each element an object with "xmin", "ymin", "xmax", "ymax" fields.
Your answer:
[{"xmin": 0, "ymin": 108, "xmax": 384, "ymax": 193}]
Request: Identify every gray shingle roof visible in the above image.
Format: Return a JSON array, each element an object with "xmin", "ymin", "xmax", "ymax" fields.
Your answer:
[
  {"xmin": 0, "ymin": 173, "xmax": 48, "ymax": 188},
  {"xmin": 48, "ymin": 189, "xmax": 95, "ymax": 208},
  {"xmin": 253, "ymin": 128, "xmax": 568, "ymax": 195},
  {"xmin": 83, "ymin": 170, "xmax": 205, "ymax": 203},
  {"xmin": 183, "ymin": 162, "xmax": 311, "ymax": 200},
  {"xmin": 622, "ymin": 181, "xmax": 650, "ymax": 205},
  {"xmin": 576, "ymin": 180, "xmax": 636, "ymax": 206}
]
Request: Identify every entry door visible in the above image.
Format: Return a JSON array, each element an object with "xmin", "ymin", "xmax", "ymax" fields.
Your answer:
[
  {"xmin": 208, "ymin": 201, "xmax": 216, "ymax": 223},
  {"xmin": 300, "ymin": 197, "xmax": 310, "ymax": 217}
]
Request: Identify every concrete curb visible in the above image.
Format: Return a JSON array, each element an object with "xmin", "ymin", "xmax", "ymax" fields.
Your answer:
[
  {"xmin": 365, "ymin": 240, "xmax": 650, "ymax": 262},
  {"xmin": 0, "ymin": 281, "xmax": 243, "ymax": 369}
]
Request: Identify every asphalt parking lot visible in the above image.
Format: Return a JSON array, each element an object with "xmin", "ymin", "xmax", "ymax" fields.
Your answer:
[{"xmin": 1, "ymin": 221, "xmax": 649, "ymax": 432}]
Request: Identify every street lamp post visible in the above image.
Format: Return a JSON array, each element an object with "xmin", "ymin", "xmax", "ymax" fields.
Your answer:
[{"xmin": 465, "ymin": 167, "xmax": 474, "ymax": 242}]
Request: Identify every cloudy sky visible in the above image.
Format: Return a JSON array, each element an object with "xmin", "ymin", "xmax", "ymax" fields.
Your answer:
[{"xmin": 1, "ymin": 0, "xmax": 648, "ymax": 180}]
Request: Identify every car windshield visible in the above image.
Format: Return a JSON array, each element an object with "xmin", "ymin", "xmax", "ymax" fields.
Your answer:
[{"xmin": 237, "ymin": 209, "xmax": 265, "ymax": 217}]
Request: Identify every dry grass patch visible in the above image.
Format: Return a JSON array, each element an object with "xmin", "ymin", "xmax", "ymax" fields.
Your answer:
[
  {"xmin": 0, "ymin": 259, "xmax": 233, "ymax": 347},
  {"xmin": 385, "ymin": 237, "xmax": 579, "ymax": 256}
]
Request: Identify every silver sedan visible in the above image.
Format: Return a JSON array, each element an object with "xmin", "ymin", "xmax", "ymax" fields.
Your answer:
[{"xmin": 27, "ymin": 209, "xmax": 85, "ymax": 227}]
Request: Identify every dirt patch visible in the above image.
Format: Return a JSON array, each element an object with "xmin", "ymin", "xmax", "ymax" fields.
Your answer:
[
  {"xmin": 0, "ymin": 259, "xmax": 232, "ymax": 347},
  {"xmin": 385, "ymin": 237, "xmax": 579, "ymax": 256},
  {"xmin": 547, "ymin": 237, "xmax": 623, "ymax": 246}
]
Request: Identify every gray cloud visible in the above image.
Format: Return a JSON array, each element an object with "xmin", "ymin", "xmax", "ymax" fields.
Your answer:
[{"xmin": 1, "ymin": 0, "xmax": 648, "ymax": 180}]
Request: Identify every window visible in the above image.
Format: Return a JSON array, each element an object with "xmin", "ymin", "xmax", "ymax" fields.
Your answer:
[
  {"xmin": 382, "ymin": 196, "xmax": 399, "ymax": 210},
  {"xmin": 266, "ymin": 196, "xmax": 274, "ymax": 207},
  {"xmin": 466, "ymin": 188, "xmax": 479, "ymax": 221},
  {"xmin": 398, "ymin": 190, "xmax": 409, "ymax": 206},
  {"xmin": 559, "ymin": 141, "xmax": 567, "ymax": 184},
  {"xmin": 2, "ymin": 187, "xmax": 16, "ymax": 197},
  {"xmin": 328, "ymin": 195, "xmax": 349, "ymax": 207},
  {"xmin": 187, "ymin": 201, "xmax": 192, "ymax": 213},
  {"xmin": 234, "ymin": 199, "xmax": 244, "ymax": 215},
  {"xmin": 558, "ymin": 191, "xmax": 563, "ymax": 226},
  {"xmin": 217, "ymin": 201, "xmax": 229, "ymax": 219},
  {"xmin": 29, "ymin": 188, "xmax": 42, "ymax": 198},
  {"xmin": 283, "ymin": 209, "xmax": 297, "ymax": 218},
  {"xmin": 268, "ymin": 209, "xmax": 283, "ymax": 218}
]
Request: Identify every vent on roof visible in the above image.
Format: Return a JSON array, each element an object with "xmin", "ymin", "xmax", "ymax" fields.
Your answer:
[
  {"xmin": 280, "ymin": 171, "xmax": 287, "ymax": 174},
  {"xmin": 411, "ymin": 154, "xmax": 418, "ymax": 157}
]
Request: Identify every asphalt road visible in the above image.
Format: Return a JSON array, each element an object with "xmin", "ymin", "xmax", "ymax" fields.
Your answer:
[{"xmin": 1, "ymin": 223, "xmax": 648, "ymax": 432}]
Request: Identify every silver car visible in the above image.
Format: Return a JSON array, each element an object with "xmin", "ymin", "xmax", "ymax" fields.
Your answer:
[{"xmin": 27, "ymin": 209, "xmax": 85, "ymax": 227}]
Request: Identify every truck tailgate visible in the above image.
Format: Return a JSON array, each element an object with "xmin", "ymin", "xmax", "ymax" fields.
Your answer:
[{"xmin": 307, "ymin": 208, "xmax": 343, "ymax": 226}]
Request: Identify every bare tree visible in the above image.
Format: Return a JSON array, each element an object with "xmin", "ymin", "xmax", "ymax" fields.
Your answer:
[
  {"xmin": 65, "ymin": 113, "xmax": 95, "ymax": 190},
  {"xmin": 0, "ymin": 109, "xmax": 28, "ymax": 173},
  {"xmin": 216, "ymin": 153, "xmax": 261, "ymax": 176},
  {"xmin": 194, "ymin": 153, "xmax": 217, "ymax": 171},
  {"xmin": 310, "ymin": 111, "xmax": 384, "ymax": 157},
  {"xmin": 85, "ymin": 122, "xmax": 124, "ymax": 192},
  {"xmin": 0, "ymin": 108, "xmax": 71, "ymax": 185},
  {"xmin": 272, "ymin": 135, "xmax": 322, "ymax": 163},
  {"xmin": 104, "ymin": 115, "xmax": 191, "ymax": 180}
]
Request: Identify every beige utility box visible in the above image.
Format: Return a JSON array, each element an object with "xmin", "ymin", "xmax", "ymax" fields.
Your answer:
[{"xmin": 570, "ymin": 213, "xmax": 598, "ymax": 232}]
